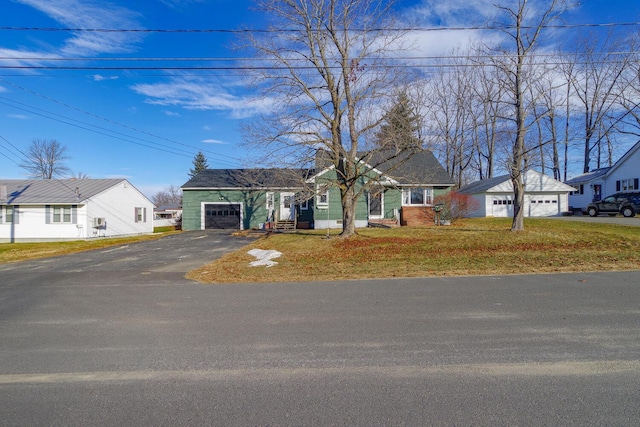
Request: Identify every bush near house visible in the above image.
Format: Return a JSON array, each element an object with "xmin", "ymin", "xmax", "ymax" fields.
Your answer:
[{"xmin": 434, "ymin": 191, "xmax": 480, "ymax": 224}]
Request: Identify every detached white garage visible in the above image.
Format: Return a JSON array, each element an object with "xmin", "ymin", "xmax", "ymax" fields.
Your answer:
[{"xmin": 458, "ymin": 170, "xmax": 575, "ymax": 218}]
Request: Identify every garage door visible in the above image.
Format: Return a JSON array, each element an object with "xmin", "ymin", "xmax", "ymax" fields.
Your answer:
[
  {"xmin": 491, "ymin": 197, "xmax": 514, "ymax": 217},
  {"xmin": 204, "ymin": 203, "xmax": 241, "ymax": 229},
  {"xmin": 527, "ymin": 195, "xmax": 559, "ymax": 217}
]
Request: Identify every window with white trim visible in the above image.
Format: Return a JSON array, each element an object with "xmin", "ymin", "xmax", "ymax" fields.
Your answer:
[
  {"xmin": 135, "ymin": 207, "xmax": 147, "ymax": 223},
  {"xmin": 618, "ymin": 178, "xmax": 639, "ymax": 192},
  {"xmin": 317, "ymin": 185, "xmax": 329, "ymax": 207},
  {"xmin": 52, "ymin": 205, "xmax": 72, "ymax": 223},
  {"xmin": 402, "ymin": 188, "xmax": 433, "ymax": 206}
]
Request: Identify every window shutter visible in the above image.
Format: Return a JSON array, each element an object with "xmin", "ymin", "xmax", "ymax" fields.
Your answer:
[
  {"xmin": 134, "ymin": 208, "xmax": 138, "ymax": 223},
  {"xmin": 45, "ymin": 205, "xmax": 51, "ymax": 224},
  {"xmin": 635, "ymin": 179, "xmax": 639, "ymax": 190},
  {"xmin": 13, "ymin": 206, "xmax": 19, "ymax": 224},
  {"xmin": 143, "ymin": 207, "xmax": 147, "ymax": 223},
  {"xmin": 616, "ymin": 180, "xmax": 621, "ymax": 191},
  {"xmin": 72, "ymin": 205, "xmax": 77, "ymax": 224}
]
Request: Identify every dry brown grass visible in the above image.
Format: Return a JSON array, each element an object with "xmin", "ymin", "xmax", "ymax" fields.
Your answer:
[
  {"xmin": 187, "ymin": 218, "xmax": 640, "ymax": 284},
  {"xmin": 0, "ymin": 233, "xmax": 176, "ymax": 264}
]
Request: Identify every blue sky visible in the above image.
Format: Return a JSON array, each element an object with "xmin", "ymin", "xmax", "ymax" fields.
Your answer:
[{"xmin": 1, "ymin": 0, "xmax": 639, "ymax": 198}]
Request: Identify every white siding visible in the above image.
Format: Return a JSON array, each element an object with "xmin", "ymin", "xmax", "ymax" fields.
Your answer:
[
  {"xmin": 0, "ymin": 205, "xmax": 88, "ymax": 241},
  {"xmin": 0, "ymin": 180, "xmax": 154, "ymax": 242},
  {"xmin": 86, "ymin": 181, "xmax": 154, "ymax": 237}
]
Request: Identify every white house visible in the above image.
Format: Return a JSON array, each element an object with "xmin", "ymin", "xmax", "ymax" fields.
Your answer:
[
  {"xmin": 566, "ymin": 141, "xmax": 640, "ymax": 212},
  {"xmin": 154, "ymin": 204, "xmax": 182, "ymax": 228},
  {"xmin": 0, "ymin": 179, "xmax": 155, "ymax": 242},
  {"xmin": 458, "ymin": 170, "xmax": 576, "ymax": 218}
]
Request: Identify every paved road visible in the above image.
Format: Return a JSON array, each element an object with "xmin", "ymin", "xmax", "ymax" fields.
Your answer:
[{"xmin": 1, "ymin": 232, "xmax": 639, "ymax": 425}]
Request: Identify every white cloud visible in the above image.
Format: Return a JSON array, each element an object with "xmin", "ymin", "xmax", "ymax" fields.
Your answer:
[
  {"xmin": 6, "ymin": 114, "xmax": 31, "ymax": 120},
  {"xmin": 15, "ymin": 0, "xmax": 144, "ymax": 56},
  {"xmin": 402, "ymin": 0, "xmax": 505, "ymax": 56},
  {"xmin": 201, "ymin": 139, "xmax": 226, "ymax": 144},
  {"xmin": 158, "ymin": 0, "xmax": 205, "ymax": 10},
  {"xmin": 163, "ymin": 110, "xmax": 182, "ymax": 117},
  {"xmin": 0, "ymin": 47, "xmax": 61, "ymax": 70},
  {"xmin": 93, "ymin": 74, "xmax": 119, "ymax": 82},
  {"xmin": 131, "ymin": 78, "xmax": 274, "ymax": 119}
]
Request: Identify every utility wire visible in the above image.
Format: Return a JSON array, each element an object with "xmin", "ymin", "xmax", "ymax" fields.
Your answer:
[
  {"xmin": 1, "ymin": 21, "xmax": 639, "ymax": 33},
  {"xmin": 0, "ymin": 79, "xmax": 244, "ymax": 167}
]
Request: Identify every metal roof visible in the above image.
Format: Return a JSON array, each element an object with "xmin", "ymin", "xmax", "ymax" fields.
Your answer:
[{"xmin": 0, "ymin": 179, "xmax": 127, "ymax": 204}]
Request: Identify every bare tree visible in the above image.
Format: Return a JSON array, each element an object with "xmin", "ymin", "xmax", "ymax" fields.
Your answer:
[
  {"xmin": 71, "ymin": 171, "xmax": 91, "ymax": 179},
  {"xmin": 152, "ymin": 185, "xmax": 183, "ymax": 207},
  {"xmin": 568, "ymin": 31, "xmax": 631, "ymax": 173},
  {"xmin": 241, "ymin": 0, "xmax": 412, "ymax": 237},
  {"xmin": 490, "ymin": 0, "xmax": 566, "ymax": 231},
  {"xmin": 425, "ymin": 53, "xmax": 476, "ymax": 187},
  {"xmin": 470, "ymin": 52, "xmax": 507, "ymax": 180},
  {"xmin": 20, "ymin": 138, "xmax": 71, "ymax": 179}
]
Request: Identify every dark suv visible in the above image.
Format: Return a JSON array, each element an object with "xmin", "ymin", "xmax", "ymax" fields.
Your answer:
[{"xmin": 587, "ymin": 192, "xmax": 640, "ymax": 217}]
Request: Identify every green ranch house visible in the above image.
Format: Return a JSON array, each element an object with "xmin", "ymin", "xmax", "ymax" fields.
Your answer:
[{"xmin": 181, "ymin": 150, "xmax": 455, "ymax": 231}]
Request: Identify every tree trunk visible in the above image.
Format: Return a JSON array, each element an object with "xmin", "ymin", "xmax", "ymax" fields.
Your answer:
[
  {"xmin": 340, "ymin": 185, "xmax": 358, "ymax": 238},
  {"xmin": 511, "ymin": 173, "xmax": 525, "ymax": 231}
]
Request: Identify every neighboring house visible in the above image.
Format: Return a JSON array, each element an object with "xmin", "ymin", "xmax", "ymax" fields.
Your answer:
[
  {"xmin": 0, "ymin": 179, "xmax": 155, "ymax": 242},
  {"xmin": 458, "ymin": 170, "xmax": 575, "ymax": 217},
  {"xmin": 154, "ymin": 204, "xmax": 182, "ymax": 228},
  {"xmin": 565, "ymin": 141, "xmax": 640, "ymax": 212},
  {"xmin": 181, "ymin": 150, "xmax": 455, "ymax": 231}
]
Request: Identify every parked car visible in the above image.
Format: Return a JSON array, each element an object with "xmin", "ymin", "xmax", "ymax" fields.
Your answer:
[{"xmin": 587, "ymin": 192, "xmax": 640, "ymax": 217}]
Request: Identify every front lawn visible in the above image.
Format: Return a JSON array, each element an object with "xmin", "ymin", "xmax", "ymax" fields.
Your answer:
[{"xmin": 186, "ymin": 218, "xmax": 640, "ymax": 283}]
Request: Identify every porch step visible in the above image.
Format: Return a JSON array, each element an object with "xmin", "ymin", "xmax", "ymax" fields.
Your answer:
[
  {"xmin": 368, "ymin": 219, "xmax": 400, "ymax": 228},
  {"xmin": 274, "ymin": 220, "xmax": 296, "ymax": 230}
]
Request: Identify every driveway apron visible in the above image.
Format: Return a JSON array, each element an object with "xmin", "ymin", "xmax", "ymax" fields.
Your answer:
[{"xmin": 0, "ymin": 231, "xmax": 259, "ymax": 286}]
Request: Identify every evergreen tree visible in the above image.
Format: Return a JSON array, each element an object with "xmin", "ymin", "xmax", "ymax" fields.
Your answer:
[
  {"xmin": 189, "ymin": 151, "xmax": 209, "ymax": 178},
  {"xmin": 374, "ymin": 91, "xmax": 423, "ymax": 152}
]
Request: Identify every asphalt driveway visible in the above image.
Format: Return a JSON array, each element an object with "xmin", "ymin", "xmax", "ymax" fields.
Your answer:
[
  {"xmin": 546, "ymin": 214, "xmax": 640, "ymax": 226},
  {"xmin": 0, "ymin": 230, "xmax": 259, "ymax": 285}
]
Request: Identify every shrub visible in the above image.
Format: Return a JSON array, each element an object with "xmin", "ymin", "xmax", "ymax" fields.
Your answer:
[{"xmin": 433, "ymin": 192, "xmax": 479, "ymax": 224}]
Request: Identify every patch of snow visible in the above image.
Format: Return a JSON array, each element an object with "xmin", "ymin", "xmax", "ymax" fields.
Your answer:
[{"xmin": 248, "ymin": 249, "xmax": 282, "ymax": 268}]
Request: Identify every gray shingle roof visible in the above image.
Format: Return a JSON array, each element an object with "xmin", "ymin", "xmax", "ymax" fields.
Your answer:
[
  {"xmin": 185, "ymin": 150, "xmax": 455, "ymax": 190},
  {"xmin": 564, "ymin": 167, "xmax": 611, "ymax": 185},
  {"xmin": 0, "ymin": 179, "xmax": 126, "ymax": 204},
  {"xmin": 458, "ymin": 174, "xmax": 511, "ymax": 194},
  {"xmin": 182, "ymin": 168, "xmax": 313, "ymax": 189},
  {"xmin": 359, "ymin": 149, "xmax": 455, "ymax": 185}
]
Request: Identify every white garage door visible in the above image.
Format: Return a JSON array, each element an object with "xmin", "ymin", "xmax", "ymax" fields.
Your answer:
[
  {"xmin": 491, "ymin": 196, "xmax": 514, "ymax": 217},
  {"xmin": 527, "ymin": 195, "xmax": 559, "ymax": 217}
]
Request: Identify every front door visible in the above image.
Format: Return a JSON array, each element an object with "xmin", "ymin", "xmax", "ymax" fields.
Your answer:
[
  {"xmin": 369, "ymin": 189, "xmax": 383, "ymax": 219},
  {"xmin": 280, "ymin": 192, "xmax": 295, "ymax": 220}
]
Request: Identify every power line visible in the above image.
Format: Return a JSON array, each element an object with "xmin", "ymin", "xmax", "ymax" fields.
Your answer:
[
  {"xmin": 1, "ymin": 21, "xmax": 639, "ymax": 33},
  {"xmin": 0, "ymin": 80, "xmax": 244, "ymax": 167},
  {"xmin": 2, "ymin": 50, "xmax": 637, "ymax": 62}
]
